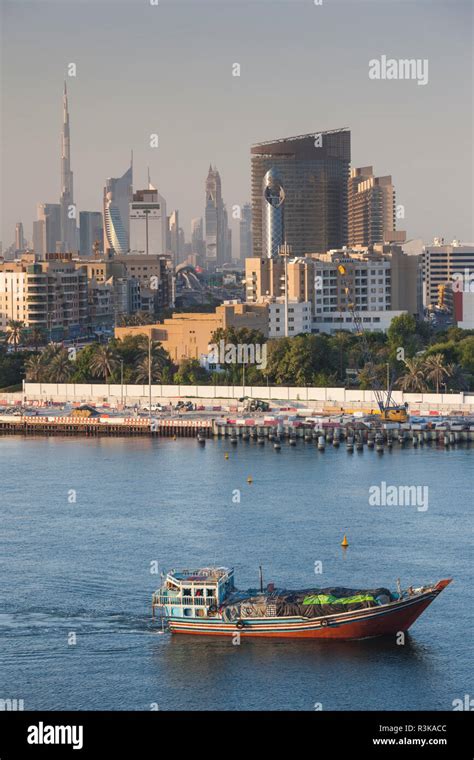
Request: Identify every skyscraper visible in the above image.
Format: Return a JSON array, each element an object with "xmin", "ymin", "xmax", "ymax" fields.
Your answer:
[
  {"xmin": 103, "ymin": 159, "xmax": 133, "ymax": 256},
  {"xmin": 239, "ymin": 203, "xmax": 252, "ymax": 262},
  {"xmin": 79, "ymin": 211, "xmax": 104, "ymax": 258},
  {"xmin": 129, "ymin": 184, "xmax": 167, "ymax": 256},
  {"xmin": 251, "ymin": 130, "xmax": 351, "ymax": 258},
  {"xmin": 204, "ymin": 165, "xmax": 229, "ymax": 268},
  {"xmin": 168, "ymin": 210, "xmax": 180, "ymax": 264},
  {"xmin": 34, "ymin": 203, "xmax": 61, "ymax": 257},
  {"xmin": 222, "ymin": 205, "xmax": 231, "ymax": 265},
  {"xmin": 262, "ymin": 169, "xmax": 285, "ymax": 258},
  {"xmin": 59, "ymin": 82, "xmax": 77, "ymax": 252},
  {"xmin": 15, "ymin": 223, "xmax": 25, "ymax": 252},
  {"xmin": 348, "ymin": 166, "xmax": 406, "ymax": 247},
  {"xmin": 191, "ymin": 217, "xmax": 205, "ymax": 260}
]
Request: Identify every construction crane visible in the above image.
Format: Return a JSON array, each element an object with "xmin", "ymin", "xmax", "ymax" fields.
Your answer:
[{"xmin": 336, "ymin": 264, "xmax": 408, "ymax": 422}]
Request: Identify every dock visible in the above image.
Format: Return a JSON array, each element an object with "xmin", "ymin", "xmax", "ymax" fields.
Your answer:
[
  {"xmin": 0, "ymin": 416, "xmax": 213, "ymax": 438},
  {"xmin": 0, "ymin": 414, "xmax": 472, "ymax": 447}
]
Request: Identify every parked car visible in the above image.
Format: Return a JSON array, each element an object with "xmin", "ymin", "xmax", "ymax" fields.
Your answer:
[{"xmin": 142, "ymin": 403, "xmax": 163, "ymax": 413}]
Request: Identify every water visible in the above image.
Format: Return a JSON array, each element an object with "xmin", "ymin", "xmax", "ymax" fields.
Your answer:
[{"xmin": 0, "ymin": 436, "xmax": 472, "ymax": 711}]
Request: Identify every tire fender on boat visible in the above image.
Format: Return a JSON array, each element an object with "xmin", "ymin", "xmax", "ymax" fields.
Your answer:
[
  {"xmin": 320, "ymin": 618, "xmax": 329, "ymax": 627},
  {"xmin": 236, "ymin": 620, "xmax": 245, "ymax": 629}
]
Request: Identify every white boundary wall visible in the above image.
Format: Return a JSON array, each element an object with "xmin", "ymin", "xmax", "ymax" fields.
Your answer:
[{"xmin": 9, "ymin": 383, "xmax": 474, "ymax": 412}]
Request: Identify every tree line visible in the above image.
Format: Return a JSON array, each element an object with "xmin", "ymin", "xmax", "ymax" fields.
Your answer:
[{"xmin": 1, "ymin": 314, "xmax": 473, "ymax": 392}]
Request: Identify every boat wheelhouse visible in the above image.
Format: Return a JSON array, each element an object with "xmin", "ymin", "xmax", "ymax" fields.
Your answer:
[{"xmin": 152, "ymin": 567, "xmax": 234, "ymax": 621}]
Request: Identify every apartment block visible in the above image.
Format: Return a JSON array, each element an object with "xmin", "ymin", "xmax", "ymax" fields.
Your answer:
[
  {"xmin": 348, "ymin": 167, "xmax": 406, "ymax": 247},
  {"xmin": 423, "ymin": 240, "xmax": 474, "ymax": 307},
  {"xmin": 245, "ymin": 256, "xmax": 315, "ymax": 304},
  {"xmin": 268, "ymin": 300, "xmax": 312, "ymax": 337},
  {"xmin": 0, "ymin": 253, "xmax": 88, "ymax": 336}
]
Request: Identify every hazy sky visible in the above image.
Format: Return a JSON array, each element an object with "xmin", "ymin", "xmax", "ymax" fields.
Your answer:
[{"xmin": 1, "ymin": 0, "xmax": 472, "ymax": 250}]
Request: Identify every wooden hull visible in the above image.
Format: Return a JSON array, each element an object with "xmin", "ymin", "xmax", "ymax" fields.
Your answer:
[{"xmin": 166, "ymin": 580, "xmax": 451, "ymax": 640}]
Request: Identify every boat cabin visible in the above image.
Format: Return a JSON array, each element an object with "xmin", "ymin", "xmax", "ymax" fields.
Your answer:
[{"xmin": 152, "ymin": 567, "xmax": 234, "ymax": 619}]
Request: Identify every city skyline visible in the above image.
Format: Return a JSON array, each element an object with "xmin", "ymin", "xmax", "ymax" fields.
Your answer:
[{"xmin": 1, "ymin": 0, "xmax": 472, "ymax": 250}]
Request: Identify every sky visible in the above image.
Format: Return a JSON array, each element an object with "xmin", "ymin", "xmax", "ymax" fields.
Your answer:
[{"xmin": 1, "ymin": 0, "xmax": 473, "ymax": 251}]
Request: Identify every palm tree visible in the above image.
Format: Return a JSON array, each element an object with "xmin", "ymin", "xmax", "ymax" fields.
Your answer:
[
  {"xmin": 424, "ymin": 353, "xmax": 450, "ymax": 394},
  {"xmin": 25, "ymin": 354, "xmax": 45, "ymax": 382},
  {"xmin": 134, "ymin": 355, "xmax": 165, "ymax": 383},
  {"xmin": 6, "ymin": 320, "xmax": 24, "ymax": 351},
  {"xmin": 49, "ymin": 348, "xmax": 73, "ymax": 383},
  {"xmin": 445, "ymin": 363, "xmax": 468, "ymax": 392},
  {"xmin": 89, "ymin": 344, "xmax": 118, "ymax": 382},
  {"xmin": 138, "ymin": 337, "xmax": 169, "ymax": 366},
  {"xmin": 133, "ymin": 337, "xmax": 170, "ymax": 383},
  {"xmin": 27, "ymin": 327, "xmax": 46, "ymax": 352},
  {"xmin": 40, "ymin": 343, "xmax": 61, "ymax": 367},
  {"xmin": 396, "ymin": 357, "xmax": 428, "ymax": 393}
]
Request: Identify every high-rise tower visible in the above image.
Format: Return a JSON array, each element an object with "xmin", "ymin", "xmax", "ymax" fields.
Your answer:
[
  {"xmin": 262, "ymin": 169, "xmax": 285, "ymax": 258},
  {"xmin": 103, "ymin": 158, "xmax": 133, "ymax": 256},
  {"xmin": 204, "ymin": 165, "xmax": 230, "ymax": 269},
  {"xmin": 205, "ymin": 165, "xmax": 222, "ymax": 267},
  {"xmin": 129, "ymin": 182, "xmax": 167, "ymax": 256},
  {"xmin": 348, "ymin": 166, "xmax": 406, "ymax": 247},
  {"xmin": 251, "ymin": 130, "xmax": 351, "ymax": 258},
  {"xmin": 59, "ymin": 82, "xmax": 77, "ymax": 252},
  {"xmin": 239, "ymin": 203, "xmax": 252, "ymax": 262}
]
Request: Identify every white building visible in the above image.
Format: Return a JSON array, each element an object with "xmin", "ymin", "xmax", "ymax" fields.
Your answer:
[
  {"xmin": 268, "ymin": 299, "xmax": 312, "ymax": 337},
  {"xmin": 103, "ymin": 161, "xmax": 133, "ymax": 256},
  {"xmin": 424, "ymin": 239, "xmax": 474, "ymax": 307},
  {"xmin": 312, "ymin": 309, "xmax": 406, "ymax": 334},
  {"xmin": 129, "ymin": 186, "xmax": 167, "ymax": 256}
]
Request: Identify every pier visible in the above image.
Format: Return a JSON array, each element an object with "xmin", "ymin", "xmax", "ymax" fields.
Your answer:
[
  {"xmin": 0, "ymin": 416, "xmax": 213, "ymax": 438},
  {"xmin": 0, "ymin": 414, "xmax": 472, "ymax": 446},
  {"xmin": 213, "ymin": 419, "xmax": 474, "ymax": 447}
]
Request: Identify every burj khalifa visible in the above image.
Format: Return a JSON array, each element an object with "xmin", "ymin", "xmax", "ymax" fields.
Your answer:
[{"xmin": 59, "ymin": 82, "xmax": 77, "ymax": 252}]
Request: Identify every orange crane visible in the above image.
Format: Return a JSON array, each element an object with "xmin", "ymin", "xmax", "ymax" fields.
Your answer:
[{"xmin": 336, "ymin": 264, "xmax": 408, "ymax": 422}]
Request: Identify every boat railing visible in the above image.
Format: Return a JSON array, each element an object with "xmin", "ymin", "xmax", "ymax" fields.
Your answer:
[{"xmin": 152, "ymin": 594, "xmax": 215, "ymax": 607}]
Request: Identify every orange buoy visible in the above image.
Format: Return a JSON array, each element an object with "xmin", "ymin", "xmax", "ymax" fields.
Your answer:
[{"xmin": 341, "ymin": 534, "xmax": 349, "ymax": 547}]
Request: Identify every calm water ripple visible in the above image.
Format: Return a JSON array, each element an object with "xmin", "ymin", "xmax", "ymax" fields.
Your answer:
[{"xmin": 0, "ymin": 436, "xmax": 472, "ymax": 710}]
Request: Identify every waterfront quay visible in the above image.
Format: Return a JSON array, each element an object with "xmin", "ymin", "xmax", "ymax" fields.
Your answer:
[
  {"xmin": 0, "ymin": 411, "xmax": 472, "ymax": 448},
  {"xmin": 0, "ymin": 414, "xmax": 213, "ymax": 438}
]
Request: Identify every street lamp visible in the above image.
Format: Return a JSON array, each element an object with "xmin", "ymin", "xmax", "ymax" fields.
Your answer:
[
  {"xmin": 279, "ymin": 242, "xmax": 292, "ymax": 338},
  {"xmin": 148, "ymin": 334, "xmax": 152, "ymax": 423}
]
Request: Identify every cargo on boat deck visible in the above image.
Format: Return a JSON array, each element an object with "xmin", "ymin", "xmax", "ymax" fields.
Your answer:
[{"xmin": 220, "ymin": 586, "xmax": 394, "ymax": 621}]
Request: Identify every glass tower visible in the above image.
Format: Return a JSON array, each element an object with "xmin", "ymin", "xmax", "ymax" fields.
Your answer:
[{"xmin": 251, "ymin": 130, "xmax": 351, "ymax": 259}]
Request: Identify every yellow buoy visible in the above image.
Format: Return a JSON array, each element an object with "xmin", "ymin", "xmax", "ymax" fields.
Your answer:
[
  {"xmin": 173, "ymin": 435, "xmax": 176, "ymax": 441},
  {"xmin": 224, "ymin": 453, "xmax": 229, "ymax": 460},
  {"xmin": 341, "ymin": 534, "xmax": 349, "ymax": 547},
  {"xmin": 247, "ymin": 476, "xmax": 253, "ymax": 484}
]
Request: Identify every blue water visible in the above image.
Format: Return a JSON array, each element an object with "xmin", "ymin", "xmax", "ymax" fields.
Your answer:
[{"xmin": 0, "ymin": 436, "xmax": 472, "ymax": 711}]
